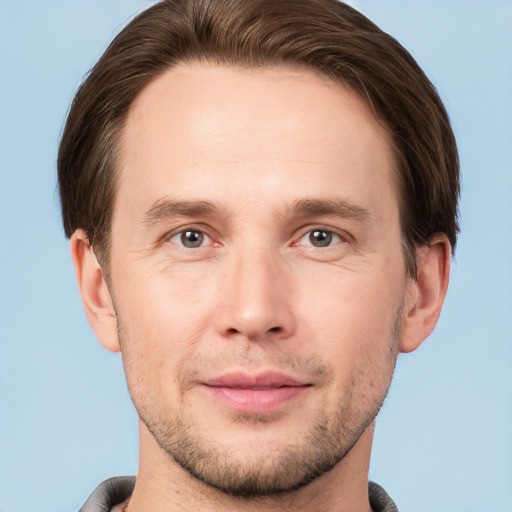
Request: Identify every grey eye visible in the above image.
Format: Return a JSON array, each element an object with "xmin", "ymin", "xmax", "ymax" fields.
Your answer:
[
  {"xmin": 180, "ymin": 230, "xmax": 204, "ymax": 248},
  {"xmin": 309, "ymin": 230, "xmax": 333, "ymax": 247}
]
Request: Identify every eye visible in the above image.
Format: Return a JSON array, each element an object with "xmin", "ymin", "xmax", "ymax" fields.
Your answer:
[
  {"xmin": 299, "ymin": 229, "xmax": 343, "ymax": 248},
  {"xmin": 169, "ymin": 229, "xmax": 210, "ymax": 248}
]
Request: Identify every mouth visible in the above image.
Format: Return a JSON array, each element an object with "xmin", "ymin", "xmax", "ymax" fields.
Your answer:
[{"xmin": 201, "ymin": 371, "xmax": 312, "ymax": 413}]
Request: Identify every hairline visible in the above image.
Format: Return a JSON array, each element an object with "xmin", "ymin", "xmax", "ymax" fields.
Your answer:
[{"xmin": 94, "ymin": 59, "xmax": 418, "ymax": 280}]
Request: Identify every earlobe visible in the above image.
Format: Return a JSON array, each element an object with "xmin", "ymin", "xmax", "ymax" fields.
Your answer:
[
  {"xmin": 70, "ymin": 229, "xmax": 120, "ymax": 353},
  {"xmin": 399, "ymin": 234, "xmax": 451, "ymax": 353}
]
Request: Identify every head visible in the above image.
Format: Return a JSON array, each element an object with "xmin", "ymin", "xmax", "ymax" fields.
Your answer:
[
  {"xmin": 59, "ymin": 0, "xmax": 459, "ymax": 278},
  {"xmin": 60, "ymin": 0, "xmax": 459, "ymax": 500}
]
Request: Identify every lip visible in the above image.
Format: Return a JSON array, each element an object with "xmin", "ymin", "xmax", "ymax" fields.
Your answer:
[{"xmin": 201, "ymin": 371, "xmax": 311, "ymax": 413}]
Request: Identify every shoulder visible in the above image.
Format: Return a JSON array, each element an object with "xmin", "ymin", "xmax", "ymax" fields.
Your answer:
[
  {"xmin": 79, "ymin": 476, "xmax": 136, "ymax": 512},
  {"xmin": 369, "ymin": 481, "xmax": 399, "ymax": 512}
]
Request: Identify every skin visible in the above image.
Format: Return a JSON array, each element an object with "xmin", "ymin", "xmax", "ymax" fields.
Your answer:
[{"xmin": 71, "ymin": 64, "xmax": 451, "ymax": 512}]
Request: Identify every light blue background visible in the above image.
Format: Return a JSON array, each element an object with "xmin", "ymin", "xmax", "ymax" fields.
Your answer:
[{"xmin": 0, "ymin": 1, "xmax": 511, "ymax": 511}]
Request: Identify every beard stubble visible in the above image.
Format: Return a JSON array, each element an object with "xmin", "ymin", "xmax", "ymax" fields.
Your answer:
[{"xmin": 117, "ymin": 305, "xmax": 402, "ymax": 498}]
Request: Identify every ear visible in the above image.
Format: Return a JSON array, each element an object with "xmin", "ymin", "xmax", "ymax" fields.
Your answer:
[
  {"xmin": 399, "ymin": 234, "xmax": 451, "ymax": 353},
  {"xmin": 70, "ymin": 229, "xmax": 120, "ymax": 352}
]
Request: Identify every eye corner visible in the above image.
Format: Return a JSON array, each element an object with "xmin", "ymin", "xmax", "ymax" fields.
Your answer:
[
  {"xmin": 164, "ymin": 227, "xmax": 217, "ymax": 250},
  {"xmin": 295, "ymin": 227, "xmax": 349, "ymax": 249}
]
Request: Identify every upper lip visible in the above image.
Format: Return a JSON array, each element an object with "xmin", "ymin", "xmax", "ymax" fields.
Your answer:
[{"xmin": 202, "ymin": 371, "xmax": 310, "ymax": 389}]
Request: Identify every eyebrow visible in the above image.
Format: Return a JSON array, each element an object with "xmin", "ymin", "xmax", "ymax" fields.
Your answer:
[
  {"xmin": 289, "ymin": 198, "xmax": 372, "ymax": 223},
  {"xmin": 142, "ymin": 198, "xmax": 220, "ymax": 227},
  {"xmin": 141, "ymin": 196, "xmax": 372, "ymax": 227}
]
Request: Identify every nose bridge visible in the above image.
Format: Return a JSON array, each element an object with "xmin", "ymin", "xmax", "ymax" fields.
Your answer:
[{"xmin": 216, "ymin": 238, "xmax": 294, "ymax": 341}]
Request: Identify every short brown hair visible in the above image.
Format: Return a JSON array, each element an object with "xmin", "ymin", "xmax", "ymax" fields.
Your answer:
[{"xmin": 58, "ymin": 0, "xmax": 459, "ymax": 276}]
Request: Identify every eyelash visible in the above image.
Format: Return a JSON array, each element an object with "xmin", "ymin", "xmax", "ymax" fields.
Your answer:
[
  {"xmin": 296, "ymin": 228, "xmax": 346, "ymax": 248},
  {"xmin": 167, "ymin": 228, "xmax": 214, "ymax": 249},
  {"xmin": 165, "ymin": 226, "xmax": 348, "ymax": 250}
]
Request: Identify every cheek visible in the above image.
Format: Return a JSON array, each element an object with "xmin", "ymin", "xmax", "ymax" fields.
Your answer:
[
  {"xmin": 115, "ymin": 260, "xmax": 219, "ymax": 341},
  {"xmin": 293, "ymin": 264, "xmax": 402, "ymax": 410},
  {"xmin": 294, "ymin": 263, "xmax": 404, "ymax": 351},
  {"xmin": 113, "ymin": 264, "xmax": 220, "ymax": 402}
]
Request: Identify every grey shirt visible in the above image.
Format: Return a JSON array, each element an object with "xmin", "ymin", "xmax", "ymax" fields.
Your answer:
[{"xmin": 79, "ymin": 476, "xmax": 398, "ymax": 512}]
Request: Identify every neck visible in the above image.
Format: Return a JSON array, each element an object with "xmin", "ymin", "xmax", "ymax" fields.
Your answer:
[{"xmin": 125, "ymin": 422, "xmax": 375, "ymax": 512}]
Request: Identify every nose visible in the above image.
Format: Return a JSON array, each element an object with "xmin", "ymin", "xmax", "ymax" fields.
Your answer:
[{"xmin": 215, "ymin": 244, "xmax": 296, "ymax": 343}]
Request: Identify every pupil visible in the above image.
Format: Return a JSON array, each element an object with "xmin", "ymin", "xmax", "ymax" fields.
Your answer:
[
  {"xmin": 181, "ymin": 230, "xmax": 203, "ymax": 248},
  {"xmin": 310, "ymin": 230, "xmax": 332, "ymax": 247}
]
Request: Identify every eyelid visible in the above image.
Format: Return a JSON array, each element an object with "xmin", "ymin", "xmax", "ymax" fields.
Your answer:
[
  {"xmin": 158, "ymin": 223, "xmax": 350, "ymax": 250},
  {"xmin": 161, "ymin": 224, "xmax": 218, "ymax": 248},
  {"xmin": 293, "ymin": 225, "xmax": 351, "ymax": 247},
  {"xmin": 171, "ymin": 230, "xmax": 210, "ymax": 248}
]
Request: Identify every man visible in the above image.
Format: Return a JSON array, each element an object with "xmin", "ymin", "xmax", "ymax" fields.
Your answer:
[{"xmin": 58, "ymin": 0, "xmax": 459, "ymax": 510}]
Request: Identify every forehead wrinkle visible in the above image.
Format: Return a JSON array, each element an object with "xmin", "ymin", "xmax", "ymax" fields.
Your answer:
[{"xmin": 142, "ymin": 197, "xmax": 223, "ymax": 227}]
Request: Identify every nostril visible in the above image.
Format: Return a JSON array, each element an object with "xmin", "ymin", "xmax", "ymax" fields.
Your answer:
[{"xmin": 269, "ymin": 326, "xmax": 281, "ymax": 332}]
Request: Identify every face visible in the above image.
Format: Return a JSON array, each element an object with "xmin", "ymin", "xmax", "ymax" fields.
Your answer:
[{"xmin": 109, "ymin": 64, "xmax": 411, "ymax": 496}]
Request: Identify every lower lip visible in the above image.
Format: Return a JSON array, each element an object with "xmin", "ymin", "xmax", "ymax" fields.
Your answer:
[{"xmin": 203, "ymin": 386, "xmax": 308, "ymax": 413}]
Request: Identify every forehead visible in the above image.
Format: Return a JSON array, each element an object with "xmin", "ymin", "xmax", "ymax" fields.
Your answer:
[{"xmin": 116, "ymin": 63, "xmax": 395, "ymax": 221}]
